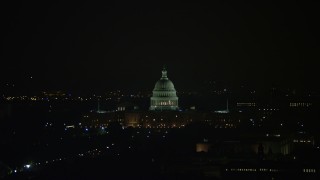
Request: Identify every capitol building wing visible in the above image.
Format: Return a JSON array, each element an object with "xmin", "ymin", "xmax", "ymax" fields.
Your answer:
[{"xmin": 150, "ymin": 67, "xmax": 179, "ymax": 111}]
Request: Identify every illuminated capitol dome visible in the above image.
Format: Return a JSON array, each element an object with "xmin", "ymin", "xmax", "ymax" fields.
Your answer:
[{"xmin": 150, "ymin": 67, "xmax": 179, "ymax": 111}]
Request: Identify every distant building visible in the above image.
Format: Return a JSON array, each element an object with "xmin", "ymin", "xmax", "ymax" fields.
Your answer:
[
  {"xmin": 281, "ymin": 134, "xmax": 315, "ymax": 155},
  {"xmin": 117, "ymin": 102, "xmax": 138, "ymax": 111},
  {"xmin": 289, "ymin": 102, "xmax": 312, "ymax": 108},
  {"xmin": 237, "ymin": 102, "xmax": 256, "ymax": 107},
  {"xmin": 42, "ymin": 90, "xmax": 67, "ymax": 97},
  {"xmin": 150, "ymin": 67, "xmax": 179, "ymax": 111}
]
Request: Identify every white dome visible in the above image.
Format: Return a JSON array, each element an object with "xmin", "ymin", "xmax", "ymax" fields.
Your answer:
[
  {"xmin": 150, "ymin": 67, "xmax": 179, "ymax": 111},
  {"xmin": 154, "ymin": 79, "xmax": 176, "ymax": 92}
]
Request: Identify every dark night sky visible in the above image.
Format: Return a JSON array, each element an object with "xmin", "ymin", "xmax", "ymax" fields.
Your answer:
[{"xmin": 1, "ymin": 1, "xmax": 319, "ymax": 93}]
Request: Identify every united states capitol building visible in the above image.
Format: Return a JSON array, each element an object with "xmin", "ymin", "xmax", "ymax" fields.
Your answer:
[{"xmin": 150, "ymin": 67, "xmax": 179, "ymax": 111}]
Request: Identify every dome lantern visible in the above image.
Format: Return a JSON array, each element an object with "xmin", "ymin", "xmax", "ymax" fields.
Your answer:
[{"xmin": 161, "ymin": 66, "xmax": 168, "ymax": 79}]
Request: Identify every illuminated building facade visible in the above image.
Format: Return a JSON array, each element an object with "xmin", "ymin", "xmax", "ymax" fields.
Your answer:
[{"xmin": 150, "ymin": 67, "xmax": 179, "ymax": 111}]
